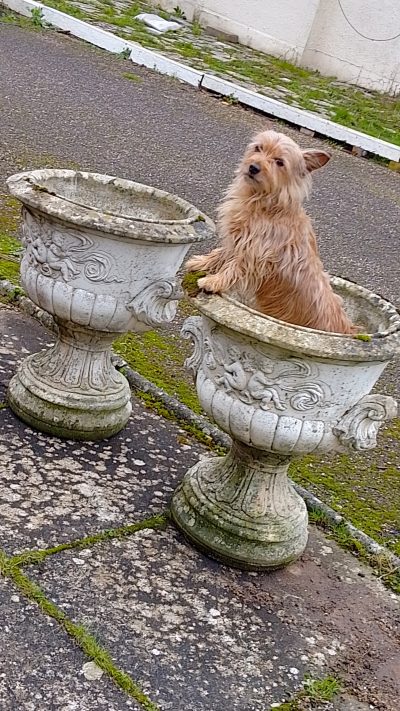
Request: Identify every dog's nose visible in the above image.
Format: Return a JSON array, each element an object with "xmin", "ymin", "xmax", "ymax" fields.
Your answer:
[{"xmin": 249, "ymin": 163, "xmax": 261, "ymax": 176}]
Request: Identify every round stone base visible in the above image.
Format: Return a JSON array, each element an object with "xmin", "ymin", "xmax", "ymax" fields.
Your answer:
[
  {"xmin": 171, "ymin": 495, "xmax": 308, "ymax": 571},
  {"xmin": 7, "ymin": 365, "xmax": 132, "ymax": 441},
  {"xmin": 171, "ymin": 452, "xmax": 309, "ymax": 571}
]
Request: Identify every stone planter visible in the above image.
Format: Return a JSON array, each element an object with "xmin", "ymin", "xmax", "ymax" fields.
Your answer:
[
  {"xmin": 6, "ymin": 169, "xmax": 212, "ymax": 440},
  {"xmin": 171, "ymin": 278, "xmax": 400, "ymax": 570}
]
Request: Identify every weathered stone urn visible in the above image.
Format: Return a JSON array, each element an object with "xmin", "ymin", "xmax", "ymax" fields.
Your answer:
[
  {"xmin": 171, "ymin": 278, "xmax": 400, "ymax": 570},
  {"xmin": 6, "ymin": 169, "xmax": 211, "ymax": 440}
]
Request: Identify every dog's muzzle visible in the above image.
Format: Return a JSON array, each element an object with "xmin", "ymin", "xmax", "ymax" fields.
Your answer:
[{"xmin": 248, "ymin": 163, "xmax": 261, "ymax": 177}]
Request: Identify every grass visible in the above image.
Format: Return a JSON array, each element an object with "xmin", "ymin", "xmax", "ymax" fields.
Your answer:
[
  {"xmin": 290, "ymin": 433, "xmax": 400, "ymax": 558},
  {"xmin": 113, "ymin": 328, "xmax": 200, "ymax": 413},
  {"xmin": 0, "ymin": 543, "xmax": 161, "ymax": 711},
  {"xmin": 121, "ymin": 70, "xmax": 142, "ymax": 82},
  {"xmin": 30, "ymin": 7, "xmax": 48, "ymax": 27},
  {"xmin": 0, "ymin": 7, "xmax": 42, "ymax": 29},
  {"xmin": 9, "ymin": 512, "xmax": 168, "ymax": 567},
  {"xmin": 0, "ymin": 258, "xmax": 20, "ymax": 284},
  {"xmin": 34, "ymin": 0, "xmax": 400, "ymax": 146},
  {"xmin": 0, "ymin": 193, "xmax": 22, "ymax": 285},
  {"xmin": 192, "ymin": 19, "xmax": 202, "ymax": 37},
  {"xmin": 41, "ymin": 0, "xmax": 87, "ymax": 20},
  {"xmin": 273, "ymin": 674, "xmax": 342, "ymax": 709}
]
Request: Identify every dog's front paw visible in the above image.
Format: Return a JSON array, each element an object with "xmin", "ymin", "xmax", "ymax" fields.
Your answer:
[{"xmin": 197, "ymin": 275, "xmax": 222, "ymax": 294}]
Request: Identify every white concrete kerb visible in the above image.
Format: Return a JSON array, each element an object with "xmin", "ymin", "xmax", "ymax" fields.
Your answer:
[{"xmin": 2, "ymin": 0, "xmax": 400, "ymax": 162}]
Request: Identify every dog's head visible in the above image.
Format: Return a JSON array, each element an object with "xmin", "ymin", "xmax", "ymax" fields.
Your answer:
[{"xmin": 237, "ymin": 130, "xmax": 331, "ymax": 203}]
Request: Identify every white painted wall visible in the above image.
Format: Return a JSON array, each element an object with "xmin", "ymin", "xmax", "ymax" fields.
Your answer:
[
  {"xmin": 301, "ymin": 0, "xmax": 400, "ymax": 95},
  {"xmin": 154, "ymin": 0, "xmax": 320, "ymax": 61},
  {"xmin": 153, "ymin": 0, "xmax": 400, "ymax": 94}
]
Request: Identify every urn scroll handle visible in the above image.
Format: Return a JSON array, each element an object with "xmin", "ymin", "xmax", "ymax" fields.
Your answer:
[
  {"xmin": 126, "ymin": 279, "xmax": 184, "ymax": 330},
  {"xmin": 333, "ymin": 393, "xmax": 397, "ymax": 451},
  {"xmin": 181, "ymin": 316, "xmax": 204, "ymax": 379}
]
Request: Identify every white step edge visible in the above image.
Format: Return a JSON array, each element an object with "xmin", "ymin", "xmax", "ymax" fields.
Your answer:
[{"xmin": 3, "ymin": 0, "xmax": 204, "ymax": 86}]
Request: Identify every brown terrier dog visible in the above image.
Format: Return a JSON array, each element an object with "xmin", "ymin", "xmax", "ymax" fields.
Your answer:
[{"xmin": 186, "ymin": 130, "xmax": 356, "ymax": 334}]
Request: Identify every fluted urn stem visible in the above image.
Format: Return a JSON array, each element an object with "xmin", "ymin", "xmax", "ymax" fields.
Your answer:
[{"xmin": 171, "ymin": 441, "xmax": 308, "ymax": 570}]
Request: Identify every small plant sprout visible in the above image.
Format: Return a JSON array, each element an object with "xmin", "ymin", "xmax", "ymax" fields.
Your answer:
[
  {"xmin": 173, "ymin": 6, "xmax": 186, "ymax": 19},
  {"xmin": 30, "ymin": 7, "xmax": 46, "ymax": 27}
]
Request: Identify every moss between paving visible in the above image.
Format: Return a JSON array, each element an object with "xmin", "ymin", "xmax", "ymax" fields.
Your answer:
[
  {"xmin": 1, "ymin": 146, "xmax": 399, "ymax": 562},
  {"xmin": 0, "ymin": 516, "xmax": 351, "ymax": 710},
  {"xmin": 18, "ymin": 0, "xmax": 400, "ymax": 146},
  {"xmin": 0, "ymin": 516, "xmax": 166, "ymax": 711}
]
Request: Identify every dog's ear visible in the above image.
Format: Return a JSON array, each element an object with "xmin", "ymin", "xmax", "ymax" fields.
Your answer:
[{"xmin": 303, "ymin": 150, "xmax": 331, "ymax": 172}]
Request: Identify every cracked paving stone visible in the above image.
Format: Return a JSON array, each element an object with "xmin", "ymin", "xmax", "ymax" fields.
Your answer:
[
  {"xmin": 27, "ymin": 525, "xmax": 400, "ymax": 711},
  {"xmin": 0, "ymin": 577, "xmax": 141, "ymax": 711},
  {"xmin": 0, "ymin": 305, "xmax": 207, "ymax": 553}
]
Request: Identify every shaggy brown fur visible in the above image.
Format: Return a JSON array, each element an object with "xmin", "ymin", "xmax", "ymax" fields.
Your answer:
[{"xmin": 186, "ymin": 130, "xmax": 356, "ymax": 334}]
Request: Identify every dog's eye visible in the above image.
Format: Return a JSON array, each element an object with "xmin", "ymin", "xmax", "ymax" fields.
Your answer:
[
  {"xmin": 254, "ymin": 145, "xmax": 261, "ymax": 152},
  {"xmin": 275, "ymin": 158, "xmax": 285, "ymax": 167}
]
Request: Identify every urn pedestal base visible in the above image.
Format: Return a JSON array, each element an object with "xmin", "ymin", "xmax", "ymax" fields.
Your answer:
[
  {"xmin": 171, "ymin": 442, "xmax": 308, "ymax": 571},
  {"xmin": 7, "ymin": 323, "xmax": 132, "ymax": 441}
]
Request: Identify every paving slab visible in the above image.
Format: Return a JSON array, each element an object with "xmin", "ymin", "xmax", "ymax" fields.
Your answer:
[
  {"xmin": 0, "ymin": 304, "xmax": 207, "ymax": 553},
  {"xmin": 27, "ymin": 524, "xmax": 400, "ymax": 711},
  {"xmin": 0, "ymin": 576, "xmax": 141, "ymax": 711}
]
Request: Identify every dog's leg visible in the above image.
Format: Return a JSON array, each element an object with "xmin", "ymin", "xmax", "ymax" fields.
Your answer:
[
  {"xmin": 185, "ymin": 248, "xmax": 224, "ymax": 273},
  {"xmin": 197, "ymin": 264, "xmax": 239, "ymax": 294}
]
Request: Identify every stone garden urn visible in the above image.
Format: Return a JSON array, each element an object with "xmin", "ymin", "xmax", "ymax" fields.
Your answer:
[
  {"xmin": 6, "ymin": 169, "xmax": 211, "ymax": 440},
  {"xmin": 171, "ymin": 278, "xmax": 400, "ymax": 570}
]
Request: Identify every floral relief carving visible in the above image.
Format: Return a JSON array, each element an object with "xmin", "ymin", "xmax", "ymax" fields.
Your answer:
[
  {"xmin": 21, "ymin": 208, "xmax": 123, "ymax": 284},
  {"xmin": 183, "ymin": 321, "xmax": 330, "ymax": 413}
]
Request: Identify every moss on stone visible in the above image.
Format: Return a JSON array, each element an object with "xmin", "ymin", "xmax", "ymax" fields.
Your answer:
[
  {"xmin": 384, "ymin": 417, "xmax": 400, "ymax": 440},
  {"xmin": 0, "ymin": 195, "xmax": 21, "ymax": 236},
  {"xmin": 0, "ymin": 258, "xmax": 20, "ymax": 284},
  {"xmin": 354, "ymin": 333, "xmax": 372, "ymax": 342},
  {"xmin": 308, "ymin": 508, "xmax": 400, "ymax": 594},
  {"xmin": 290, "ymin": 434, "xmax": 400, "ymax": 558},
  {"xmin": 113, "ymin": 329, "xmax": 201, "ymax": 413},
  {"xmin": 0, "ymin": 286, "xmax": 24, "ymax": 304},
  {"xmin": 182, "ymin": 270, "xmax": 206, "ymax": 297},
  {"xmin": 0, "ymin": 233, "xmax": 22, "ymax": 255},
  {"xmin": 0, "ymin": 192, "xmax": 22, "ymax": 286}
]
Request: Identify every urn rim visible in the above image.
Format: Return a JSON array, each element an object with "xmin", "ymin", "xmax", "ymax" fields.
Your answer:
[
  {"xmin": 6, "ymin": 169, "xmax": 213, "ymax": 244},
  {"xmin": 190, "ymin": 276, "xmax": 400, "ymax": 362}
]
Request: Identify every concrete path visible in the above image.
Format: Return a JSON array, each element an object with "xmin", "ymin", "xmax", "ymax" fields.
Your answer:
[
  {"xmin": 0, "ymin": 21, "xmax": 399, "ymax": 711},
  {"xmin": 1, "ymin": 302, "xmax": 399, "ymax": 711}
]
